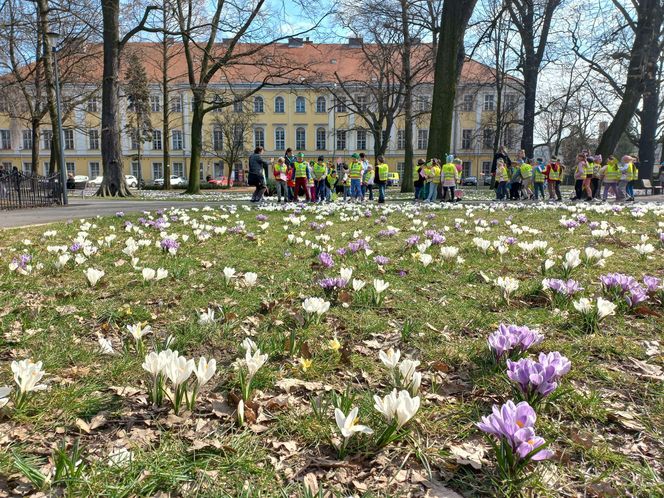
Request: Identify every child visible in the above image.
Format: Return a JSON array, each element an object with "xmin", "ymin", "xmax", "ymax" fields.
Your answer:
[
  {"xmin": 590, "ymin": 155, "xmax": 603, "ymax": 199},
  {"xmin": 533, "ymin": 158, "xmax": 546, "ymax": 201},
  {"xmin": 509, "ymin": 161, "xmax": 522, "ymax": 200},
  {"xmin": 618, "ymin": 155, "xmax": 632, "ymax": 201},
  {"xmin": 441, "ymin": 156, "xmax": 458, "ymax": 202},
  {"xmin": 341, "ymin": 164, "xmax": 350, "ymax": 202},
  {"xmin": 520, "ymin": 159, "xmax": 533, "ymax": 199},
  {"xmin": 545, "ymin": 157, "xmax": 563, "ymax": 201},
  {"xmin": 362, "ymin": 165, "xmax": 375, "ymax": 201},
  {"xmin": 414, "ymin": 159, "xmax": 425, "ymax": 202},
  {"xmin": 273, "ymin": 156, "xmax": 288, "ymax": 203},
  {"xmin": 495, "ymin": 159, "xmax": 508, "ymax": 201},
  {"xmin": 326, "ymin": 169, "xmax": 338, "ymax": 202},
  {"xmin": 427, "ymin": 159, "xmax": 441, "ymax": 202},
  {"xmin": 601, "ymin": 156, "xmax": 622, "ymax": 202}
]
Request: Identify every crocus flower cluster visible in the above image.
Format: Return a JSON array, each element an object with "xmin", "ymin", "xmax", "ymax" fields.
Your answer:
[
  {"xmin": 425, "ymin": 230, "xmax": 446, "ymax": 245},
  {"xmin": 317, "ymin": 277, "xmax": 348, "ymax": 293},
  {"xmin": 160, "ymin": 237, "xmax": 180, "ymax": 255},
  {"xmin": 477, "ymin": 400, "xmax": 553, "ymax": 479},
  {"xmin": 347, "ymin": 238, "xmax": 371, "ymax": 254},
  {"xmin": 600, "ymin": 273, "xmax": 648, "ymax": 308},
  {"xmin": 506, "ymin": 352, "xmax": 571, "ymax": 406},
  {"xmin": 542, "ymin": 278, "xmax": 583, "ymax": 299},
  {"xmin": 318, "ymin": 252, "xmax": 334, "ymax": 268},
  {"xmin": 374, "ymin": 255, "xmax": 390, "ymax": 266},
  {"xmin": 10, "ymin": 359, "xmax": 47, "ymax": 409},
  {"xmin": 488, "ymin": 324, "xmax": 544, "ymax": 360}
]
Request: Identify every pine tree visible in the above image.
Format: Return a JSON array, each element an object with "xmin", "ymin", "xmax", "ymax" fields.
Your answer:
[{"xmin": 124, "ymin": 52, "xmax": 152, "ymax": 188}]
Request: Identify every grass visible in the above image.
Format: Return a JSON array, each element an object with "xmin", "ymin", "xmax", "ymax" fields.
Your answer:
[{"xmin": 0, "ymin": 200, "xmax": 663, "ymax": 496}]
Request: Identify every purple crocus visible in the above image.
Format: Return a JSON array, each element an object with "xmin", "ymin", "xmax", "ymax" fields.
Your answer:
[
  {"xmin": 405, "ymin": 235, "xmax": 420, "ymax": 247},
  {"xmin": 374, "ymin": 255, "xmax": 390, "ymax": 266},
  {"xmin": 643, "ymin": 276, "xmax": 662, "ymax": 294},
  {"xmin": 601, "ymin": 272, "xmax": 649, "ymax": 308},
  {"xmin": 543, "ymin": 278, "xmax": 583, "ymax": 297},
  {"xmin": 256, "ymin": 214, "xmax": 268, "ymax": 222},
  {"xmin": 69, "ymin": 242, "xmax": 82, "ymax": 253},
  {"xmin": 506, "ymin": 358, "xmax": 560, "ymax": 399},
  {"xmin": 115, "ymin": 211, "xmax": 125, "ymax": 217},
  {"xmin": 488, "ymin": 324, "xmax": 544, "ymax": 360},
  {"xmin": 317, "ymin": 277, "xmax": 348, "ymax": 292},
  {"xmin": 626, "ymin": 286, "xmax": 648, "ymax": 308},
  {"xmin": 318, "ymin": 252, "xmax": 334, "ymax": 268},
  {"xmin": 12, "ymin": 253, "xmax": 31, "ymax": 270},
  {"xmin": 160, "ymin": 238, "xmax": 180, "ymax": 253}
]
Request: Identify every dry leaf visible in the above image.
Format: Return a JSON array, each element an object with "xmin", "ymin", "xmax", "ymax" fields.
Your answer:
[
  {"xmin": 75, "ymin": 414, "xmax": 106, "ymax": 434},
  {"xmin": 423, "ymin": 477, "xmax": 464, "ymax": 498},
  {"xmin": 303, "ymin": 473, "xmax": 319, "ymax": 495},
  {"xmin": 449, "ymin": 441, "xmax": 487, "ymax": 469}
]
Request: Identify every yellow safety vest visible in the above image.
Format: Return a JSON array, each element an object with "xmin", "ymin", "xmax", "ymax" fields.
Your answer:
[
  {"xmin": 294, "ymin": 161, "xmax": 308, "ymax": 178},
  {"xmin": 548, "ymin": 165, "xmax": 561, "ymax": 181},
  {"xmin": 628, "ymin": 163, "xmax": 638, "ymax": 181},
  {"xmin": 313, "ymin": 162, "xmax": 327, "ymax": 179},
  {"xmin": 496, "ymin": 165, "xmax": 507, "ymax": 181},
  {"xmin": 376, "ymin": 163, "xmax": 389, "ymax": 182},
  {"xmin": 423, "ymin": 166, "xmax": 432, "ymax": 182},
  {"xmin": 349, "ymin": 162, "xmax": 363, "ymax": 179},
  {"xmin": 605, "ymin": 163, "xmax": 620, "ymax": 182},
  {"xmin": 431, "ymin": 165, "xmax": 442, "ymax": 183},
  {"xmin": 534, "ymin": 166, "xmax": 545, "ymax": 182},
  {"xmin": 327, "ymin": 173, "xmax": 336, "ymax": 185},
  {"xmin": 274, "ymin": 163, "xmax": 287, "ymax": 174},
  {"xmin": 441, "ymin": 163, "xmax": 456, "ymax": 182},
  {"xmin": 520, "ymin": 163, "xmax": 533, "ymax": 179}
]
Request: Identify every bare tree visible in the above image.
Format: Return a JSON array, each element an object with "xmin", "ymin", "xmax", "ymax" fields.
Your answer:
[{"xmin": 205, "ymin": 109, "xmax": 256, "ymax": 187}]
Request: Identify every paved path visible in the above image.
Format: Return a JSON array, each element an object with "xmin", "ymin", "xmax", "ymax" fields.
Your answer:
[{"xmin": 2, "ymin": 194, "xmax": 663, "ymax": 229}]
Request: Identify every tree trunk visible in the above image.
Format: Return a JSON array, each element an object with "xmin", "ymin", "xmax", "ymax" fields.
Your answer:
[
  {"xmin": 400, "ymin": 0, "xmax": 414, "ymax": 193},
  {"xmin": 162, "ymin": 13, "xmax": 171, "ymax": 190},
  {"xmin": 427, "ymin": 0, "xmax": 477, "ymax": 160},
  {"xmin": 186, "ymin": 92, "xmax": 204, "ymax": 194},
  {"xmin": 596, "ymin": 0, "xmax": 661, "ymax": 161},
  {"xmin": 98, "ymin": 0, "xmax": 131, "ymax": 197},
  {"xmin": 521, "ymin": 64, "xmax": 537, "ymax": 158},
  {"xmin": 36, "ymin": 0, "xmax": 64, "ymax": 177},
  {"xmin": 31, "ymin": 119, "xmax": 41, "ymax": 174}
]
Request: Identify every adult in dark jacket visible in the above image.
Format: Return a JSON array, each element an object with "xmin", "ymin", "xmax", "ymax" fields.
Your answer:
[
  {"xmin": 284, "ymin": 148, "xmax": 295, "ymax": 201},
  {"xmin": 248, "ymin": 146, "xmax": 269, "ymax": 202}
]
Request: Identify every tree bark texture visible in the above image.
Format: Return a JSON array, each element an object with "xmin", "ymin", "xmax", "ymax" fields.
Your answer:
[{"xmin": 400, "ymin": 0, "xmax": 414, "ymax": 193}]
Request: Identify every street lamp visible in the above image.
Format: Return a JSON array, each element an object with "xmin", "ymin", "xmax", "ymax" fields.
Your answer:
[{"xmin": 46, "ymin": 31, "xmax": 68, "ymax": 205}]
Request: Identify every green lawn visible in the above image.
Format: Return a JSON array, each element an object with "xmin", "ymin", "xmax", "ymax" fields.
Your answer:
[{"xmin": 0, "ymin": 201, "xmax": 662, "ymax": 497}]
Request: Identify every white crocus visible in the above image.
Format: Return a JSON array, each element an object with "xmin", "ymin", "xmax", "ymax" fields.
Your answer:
[
  {"xmin": 126, "ymin": 323, "xmax": 152, "ymax": 340},
  {"xmin": 302, "ymin": 297, "xmax": 331, "ymax": 316},
  {"xmin": 335, "ymin": 406, "xmax": 373, "ymax": 439},
  {"xmin": 634, "ymin": 243, "xmax": 655, "ymax": 257},
  {"xmin": 373, "ymin": 389, "xmax": 399, "ymax": 422},
  {"xmin": 194, "ymin": 357, "xmax": 217, "ymax": 386},
  {"xmin": 163, "ymin": 354, "xmax": 195, "ymax": 388},
  {"xmin": 223, "ymin": 267, "xmax": 236, "ymax": 284},
  {"xmin": 494, "ymin": 276, "xmax": 519, "ymax": 300},
  {"xmin": 11, "ymin": 359, "xmax": 46, "ymax": 394},
  {"xmin": 198, "ymin": 308, "xmax": 216, "ymax": 325},
  {"xmin": 340, "ymin": 267, "xmax": 353, "ymax": 282},
  {"xmin": 373, "ymin": 279, "xmax": 390, "ymax": 294},
  {"xmin": 379, "ymin": 348, "xmax": 401, "ymax": 369},
  {"xmin": 241, "ymin": 337, "xmax": 257, "ymax": 352},
  {"xmin": 245, "ymin": 348, "xmax": 268, "ymax": 381},
  {"xmin": 597, "ymin": 297, "xmax": 617, "ymax": 319},
  {"xmin": 352, "ymin": 279, "xmax": 366, "ymax": 292},
  {"xmin": 395, "ymin": 389, "xmax": 421, "ymax": 428},
  {"xmin": 55, "ymin": 254, "xmax": 71, "ymax": 269},
  {"xmin": 84, "ymin": 267, "xmax": 105, "ymax": 287},
  {"xmin": 155, "ymin": 268, "xmax": 168, "ymax": 281},
  {"xmin": 142, "ymin": 267, "xmax": 156, "ymax": 281},
  {"xmin": 562, "ymin": 249, "xmax": 582, "ymax": 273},
  {"xmin": 573, "ymin": 298, "xmax": 593, "ymax": 314},
  {"xmin": 142, "ymin": 351, "xmax": 163, "ymax": 377},
  {"xmin": 440, "ymin": 246, "xmax": 459, "ymax": 259},
  {"xmin": 243, "ymin": 272, "xmax": 258, "ymax": 287}
]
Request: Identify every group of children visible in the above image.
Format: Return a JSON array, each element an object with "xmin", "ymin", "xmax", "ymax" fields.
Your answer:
[
  {"xmin": 413, "ymin": 154, "xmax": 464, "ymax": 203},
  {"xmin": 493, "ymin": 152, "xmax": 641, "ymax": 203},
  {"xmin": 272, "ymin": 151, "xmax": 390, "ymax": 204}
]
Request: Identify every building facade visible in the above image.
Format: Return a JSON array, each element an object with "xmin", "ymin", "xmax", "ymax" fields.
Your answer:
[{"xmin": 0, "ymin": 40, "xmax": 522, "ymax": 183}]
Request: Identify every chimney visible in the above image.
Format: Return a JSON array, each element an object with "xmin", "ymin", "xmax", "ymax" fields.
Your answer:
[
  {"xmin": 347, "ymin": 37, "xmax": 363, "ymax": 47},
  {"xmin": 288, "ymin": 37, "xmax": 304, "ymax": 47}
]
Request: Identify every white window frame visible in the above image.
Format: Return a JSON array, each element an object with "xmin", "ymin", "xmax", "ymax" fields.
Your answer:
[
  {"xmin": 88, "ymin": 128, "xmax": 100, "ymax": 150},
  {"xmin": 416, "ymin": 129, "xmax": 428, "ymax": 150},
  {"xmin": 274, "ymin": 96, "xmax": 285, "ymax": 113},
  {"xmin": 254, "ymin": 127, "xmax": 265, "ymax": 148},
  {"xmin": 316, "ymin": 127, "xmax": 326, "ymax": 150},
  {"xmin": 152, "ymin": 130, "xmax": 162, "ymax": 150},
  {"xmin": 295, "ymin": 96, "xmax": 306, "ymax": 113},
  {"xmin": 89, "ymin": 161, "xmax": 100, "ymax": 178},
  {"xmin": 22, "ymin": 129, "xmax": 32, "ymax": 150},
  {"xmin": 150, "ymin": 95, "xmax": 161, "ymax": 113},
  {"xmin": 152, "ymin": 162, "xmax": 163, "ymax": 180},
  {"xmin": 316, "ymin": 96, "xmax": 326, "ymax": 113},
  {"xmin": 295, "ymin": 127, "xmax": 306, "ymax": 150},
  {"xmin": 63, "ymin": 129, "xmax": 75, "ymax": 150},
  {"xmin": 172, "ymin": 130, "xmax": 184, "ymax": 150},
  {"xmin": 483, "ymin": 94, "xmax": 495, "ymax": 111},
  {"xmin": 356, "ymin": 129, "xmax": 367, "ymax": 150},
  {"xmin": 254, "ymin": 96, "xmax": 264, "ymax": 113},
  {"xmin": 275, "ymin": 127, "xmax": 285, "ymax": 150}
]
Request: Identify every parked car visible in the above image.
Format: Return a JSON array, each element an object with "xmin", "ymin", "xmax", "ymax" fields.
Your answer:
[
  {"xmin": 125, "ymin": 175, "xmax": 139, "ymax": 188},
  {"xmin": 74, "ymin": 175, "xmax": 89, "ymax": 183},
  {"xmin": 89, "ymin": 176, "xmax": 104, "ymax": 186},
  {"xmin": 206, "ymin": 176, "xmax": 234, "ymax": 187},
  {"xmin": 153, "ymin": 175, "xmax": 187, "ymax": 187},
  {"xmin": 462, "ymin": 176, "xmax": 478, "ymax": 186},
  {"xmin": 483, "ymin": 175, "xmax": 493, "ymax": 186},
  {"xmin": 387, "ymin": 172, "xmax": 400, "ymax": 186}
]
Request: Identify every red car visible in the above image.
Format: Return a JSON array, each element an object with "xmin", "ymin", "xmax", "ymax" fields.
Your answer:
[{"xmin": 206, "ymin": 176, "xmax": 234, "ymax": 187}]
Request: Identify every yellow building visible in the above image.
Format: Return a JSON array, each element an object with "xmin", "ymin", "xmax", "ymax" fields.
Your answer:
[{"xmin": 0, "ymin": 39, "xmax": 522, "ymax": 183}]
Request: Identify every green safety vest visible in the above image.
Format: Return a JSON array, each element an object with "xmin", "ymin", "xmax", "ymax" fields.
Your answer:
[
  {"xmin": 534, "ymin": 166, "xmax": 545, "ymax": 182},
  {"xmin": 520, "ymin": 163, "xmax": 533, "ymax": 179},
  {"xmin": 327, "ymin": 173, "xmax": 336, "ymax": 185},
  {"xmin": 363, "ymin": 169, "xmax": 374, "ymax": 183},
  {"xmin": 313, "ymin": 162, "xmax": 327, "ymax": 179},
  {"xmin": 349, "ymin": 161, "xmax": 363, "ymax": 179},
  {"xmin": 274, "ymin": 163, "xmax": 287, "ymax": 173},
  {"xmin": 583, "ymin": 161, "xmax": 593, "ymax": 175},
  {"xmin": 376, "ymin": 163, "xmax": 389, "ymax": 182},
  {"xmin": 441, "ymin": 163, "xmax": 456, "ymax": 181},
  {"xmin": 548, "ymin": 165, "xmax": 561, "ymax": 181},
  {"xmin": 294, "ymin": 161, "xmax": 308, "ymax": 178},
  {"xmin": 605, "ymin": 163, "xmax": 620, "ymax": 182}
]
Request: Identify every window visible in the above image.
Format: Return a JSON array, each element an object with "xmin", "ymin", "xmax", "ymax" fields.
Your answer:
[
  {"xmin": 152, "ymin": 162, "xmax": 163, "ymax": 180},
  {"xmin": 416, "ymin": 95, "xmax": 431, "ymax": 112},
  {"xmin": 316, "ymin": 96, "xmax": 326, "ymax": 113},
  {"xmin": 152, "ymin": 130, "xmax": 162, "ymax": 150},
  {"xmin": 254, "ymin": 128, "xmax": 265, "ymax": 148},
  {"xmin": 274, "ymin": 96, "xmax": 285, "ymax": 113},
  {"xmin": 170, "ymin": 95, "xmax": 182, "ymax": 113},
  {"xmin": 131, "ymin": 161, "xmax": 140, "ymax": 178},
  {"xmin": 172, "ymin": 130, "xmax": 184, "ymax": 150},
  {"xmin": 417, "ymin": 129, "xmax": 428, "ymax": 149},
  {"xmin": 212, "ymin": 127, "xmax": 223, "ymax": 150},
  {"xmin": 296, "ymin": 127, "xmax": 306, "ymax": 150},
  {"xmin": 87, "ymin": 97, "xmax": 99, "ymax": 113},
  {"xmin": 295, "ymin": 96, "xmax": 306, "ymax": 113},
  {"xmin": 22, "ymin": 162, "xmax": 31, "ymax": 174},
  {"xmin": 397, "ymin": 129, "xmax": 405, "ymax": 150},
  {"xmin": 461, "ymin": 129, "xmax": 473, "ymax": 150},
  {"xmin": 254, "ymin": 96, "xmax": 264, "ymax": 113},
  {"xmin": 482, "ymin": 161, "xmax": 491, "ymax": 176},
  {"xmin": 172, "ymin": 162, "xmax": 184, "ymax": 177},
  {"xmin": 356, "ymin": 130, "xmax": 367, "ymax": 150},
  {"xmin": 275, "ymin": 127, "xmax": 285, "ymax": 150},
  {"xmin": 88, "ymin": 129, "xmax": 99, "ymax": 150},
  {"xmin": 483, "ymin": 94, "xmax": 495, "ymax": 111},
  {"xmin": 211, "ymin": 95, "xmax": 223, "ymax": 113},
  {"xmin": 483, "ymin": 128, "xmax": 494, "ymax": 149},
  {"xmin": 42, "ymin": 162, "xmax": 48, "ymax": 175},
  {"xmin": 233, "ymin": 100, "xmax": 243, "ymax": 113},
  {"xmin": 336, "ymin": 130, "xmax": 346, "ymax": 150},
  {"xmin": 63, "ymin": 129, "xmax": 74, "ymax": 150},
  {"xmin": 213, "ymin": 161, "xmax": 224, "ymax": 177},
  {"xmin": 462, "ymin": 161, "xmax": 472, "ymax": 177},
  {"xmin": 335, "ymin": 96, "xmax": 347, "ymax": 112},
  {"xmin": 150, "ymin": 95, "xmax": 161, "ymax": 112},
  {"xmin": 66, "ymin": 162, "xmax": 75, "ymax": 175},
  {"xmin": 462, "ymin": 94, "xmax": 474, "ymax": 112},
  {"xmin": 504, "ymin": 93, "xmax": 517, "ymax": 110},
  {"xmin": 89, "ymin": 161, "xmax": 100, "ymax": 178},
  {"xmin": 130, "ymin": 129, "xmax": 140, "ymax": 150},
  {"xmin": 41, "ymin": 130, "xmax": 52, "ymax": 150},
  {"xmin": 316, "ymin": 127, "xmax": 326, "ymax": 150},
  {"xmin": 232, "ymin": 125, "xmax": 244, "ymax": 147},
  {"xmin": 356, "ymin": 95, "xmax": 368, "ymax": 112},
  {"xmin": 22, "ymin": 130, "xmax": 32, "ymax": 150},
  {"xmin": 2, "ymin": 161, "xmax": 13, "ymax": 170}
]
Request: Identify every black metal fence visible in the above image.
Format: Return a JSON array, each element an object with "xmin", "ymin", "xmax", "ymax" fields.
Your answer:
[{"xmin": 0, "ymin": 171, "xmax": 63, "ymax": 210}]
